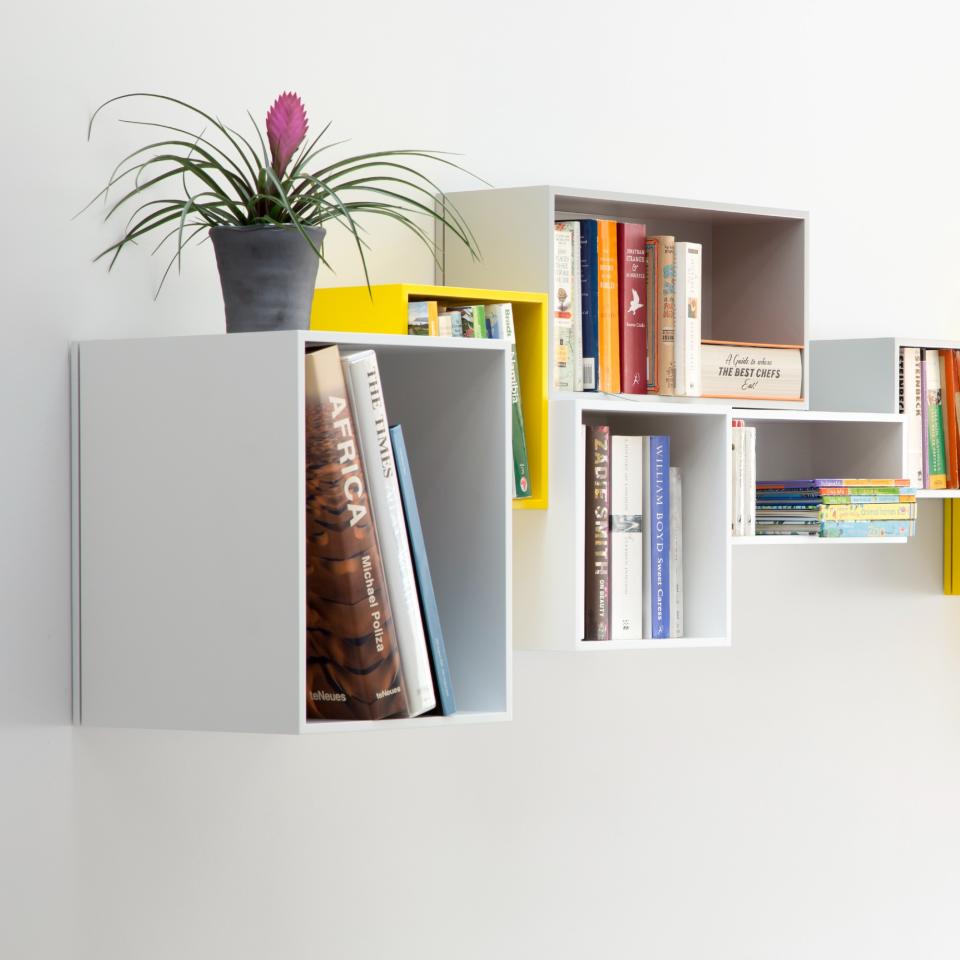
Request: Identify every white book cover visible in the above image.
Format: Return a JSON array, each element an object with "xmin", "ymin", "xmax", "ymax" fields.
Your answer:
[
  {"xmin": 553, "ymin": 224, "xmax": 575, "ymax": 391},
  {"xmin": 902, "ymin": 348, "xmax": 924, "ymax": 488},
  {"xmin": 675, "ymin": 242, "xmax": 702, "ymax": 397},
  {"xmin": 556, "ymin": 221, "xmax": 584, "ymax": 391},
  {"xmin": 669, "ymin": 467, "xmax": 683, "ymax": 638},
  {"xmin": 341, "ymin": 351, "xmax": 436, "ymax": 717},
  {"xmin": 731, "ymin": 420, "xmax": 743, "ymax": 536},
  {"xmin": 743, "ymin": 426, "xmax": 756, "ymax": 536},
  {"xmin": 641, "ymin": 436, "xmax": 653, "ymax": 638},
  {"xmin": 611, "ymin": 435, "xmax": 644, "ymax": 640}
]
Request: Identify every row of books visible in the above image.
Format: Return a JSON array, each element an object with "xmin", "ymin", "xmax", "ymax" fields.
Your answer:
[
  {"xmin": 584, "ymin": 427, "xmax": 683, "ymax": 640},
  {"xmin": 754, "ymin": 479, "xmax": 918, "ymax": 538},
  {"xmin": 407, "ymin": 299, "xmax": 532, "ymax": 500},
  {"xmin": 304, "ymin": 345, "xmax": 457, "ymax": 721},
  {"xmin": 900, "ymin": 346, "xmax": 960, "ymax": 489}
]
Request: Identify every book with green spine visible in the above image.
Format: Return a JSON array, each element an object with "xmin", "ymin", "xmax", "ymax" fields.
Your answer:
[
  {"xmin": 488, "ymin": 303, "xmax": 531, "ymax": 499},
  {"xmin": 926, "ymin": 349, "xmax": 948, "ymax": 489}
]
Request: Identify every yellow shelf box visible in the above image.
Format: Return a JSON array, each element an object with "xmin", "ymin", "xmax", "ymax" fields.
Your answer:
[{"xmin": 312, "ymin": 284, "xmax": 549, "ymax": 510}]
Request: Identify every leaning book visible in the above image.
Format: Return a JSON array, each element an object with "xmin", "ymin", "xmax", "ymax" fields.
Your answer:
[{"xmin": 304, "ymin": 346, "xmax": 408, "ymax": 720}]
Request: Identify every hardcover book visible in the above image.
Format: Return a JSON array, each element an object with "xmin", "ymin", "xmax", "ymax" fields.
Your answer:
[
  {"xmin": 669, "ymin": 466, "xmax": 683, "ymax": 638},
  {"xmin": 644, "ymin": 238, "xmax": 659, "ymax": 392},
  {"xmin": 642, "ymin": 435, "xmax": 670, "ymax": 639},
  {"xmin": 304, "ymin": 346, "xmax": 408, "ymax": 721},
  {"xmin": 901, "ymin": 347, "xmax": 924, "ymax": 489},
  {"xmin": 553, "ymin": 224, "xmax": 575, "ymax": 391},
  {"xmin": 650, "ymin": 236, "xmax": 676, "ymax": 395},
  {"xmin": 617, "ymin": 222, "xmax": 647, "ymax": 394},
  {"xmin": 701, "ymin": 341, "xmax": 803, "ymax": 401},
  {"xmin": 597, "ymin": 220, "xmax": 620, "ymax": 393},
  {"xmin": 610, "ymin": 434, "xmax": 644, "ymax": 640},
  {"xmin": 342, "ymin": 351, "xmax": 436, "ymax": 718},
  {"xmin": 457, "ymin": 304, "xmax": 487, "ymax": 339},
  {"xmin": 576, "ymin": 219, "xmax": 599, "ymax": 390},
  {"xmin": 925, "ymin": 349, "xmax": 948, "ymax": 489},
  {"xmin": 584, "ymin": 424, "xmax": 611, "ymax": 641},
  {"xmin": 674, "ymin": 241, "xmax": 702, "ymax": 397},
  {"xmin": 407, "ymin": 300, "xmax": 437, "ymax": 336},
  {"xmin": 390, "ymin": 425, "xmax": 456, "ymax": 715},
  {"xmin": 556, "ymin": 221, "xmax": 584, "ymax": 390},
  {"xmin": 943, "ymin": 350, "xmax": 959, "ymax": 488},
  {"xmin": 820, "ymin": 520, "xmax": 916, "ymax": 538}
]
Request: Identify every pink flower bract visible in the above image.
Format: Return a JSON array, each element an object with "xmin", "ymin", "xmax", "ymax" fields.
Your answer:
[{"xmin": 266, "ymin": 92, "xmax": 308, "ymax": 178}]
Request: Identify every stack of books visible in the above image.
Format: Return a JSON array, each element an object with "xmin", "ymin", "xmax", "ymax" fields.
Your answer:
[
  {"xmin": 755, "ymin": 479, "xmax": 918, "ymax": 538},
  {"xmin": 304, "ymin": 345, "xmax": 458, "ymax": 721},
  {"xmin": 408, "ymin": 299, "xmax": 531, "ymax": 501},
  {"xmin": 583, "ymin": 428, "xmax": 683, "ymax": 640},
  {"xmin": 900, "ymin": 346, "xmax": 960, "ymax": 490}
]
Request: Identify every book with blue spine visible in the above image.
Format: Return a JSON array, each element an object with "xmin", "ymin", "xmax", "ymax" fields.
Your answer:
[
  {"xmin": 576, "ymin": 219, "xmax": 599, "ymax": 391},
  {"xmin": 642, "ymin": 435, "xmax": 670, "ymax": 638},
  {"xmin": 389, "ymin": 424, "xmax": 457, "ymax": 714}
]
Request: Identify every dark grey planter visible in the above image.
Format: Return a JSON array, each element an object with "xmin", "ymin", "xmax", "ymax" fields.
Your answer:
[{"xmin": 210, "ymin": 225, "xmax": 324, "ymax": 334}]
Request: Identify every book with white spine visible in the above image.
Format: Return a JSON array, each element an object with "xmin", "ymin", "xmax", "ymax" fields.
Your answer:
[
  {"xmin": 341, "ymin": 350, "xmax": 437, "ymax": 717},
  {"xmin": 674, "ymin": 242, "xmax": 702, "ymax": 397},
  {"xmin": 556, "ymin": 221, "xmax": 584, "ymax": 391},
  {"xmin": 610, "ymin": 435, "xmax": 643, "ymax": 640},
  {"xmin": 731, "ymin": 418, "xmax": 745, "ymax": 536},
  {"xmin": 669, "ymin": 467, "xmax": 683, "ymax": 638},
  {"xmin": 552, "ymin": 224, "xmax": 575, "ymax": 391},
  {"xmin": 743, "ymin": 425, "xmax": 756, "ymax": 536},
  {"xmin": 901, "ymin": 347, "xmax": 924, "ymax": 489}
]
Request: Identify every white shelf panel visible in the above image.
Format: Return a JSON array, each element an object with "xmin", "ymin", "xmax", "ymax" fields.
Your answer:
[
  {"xmin": 733, "ymin": 536, "xmax": 908, "ymax": 546},
  {"xmin": 574, "ymin": 636, "xmax": 728, "ymax": 651},
  {"xmin": 916, "ymin": 489, "xmax": 960, "ymax": 499},
  {"xmin": 741, "ymin": 409, "xmax": 904, "ymax": 425},
  {"xmin": 561, "ymin": 391, "xmax": 806, "ymax": 411},
  {"xmin": 301, "ymin": 710, "xmax": 510, "ymax": 734}
]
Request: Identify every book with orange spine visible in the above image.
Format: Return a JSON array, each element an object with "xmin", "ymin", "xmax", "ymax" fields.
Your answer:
[
  {"xmin": 597, "ymin": 220, "xmax": 620, "ymax": 393},
  {"xmin": 943, "ymin": 350, "xmax": 959, "ymax": 488}
]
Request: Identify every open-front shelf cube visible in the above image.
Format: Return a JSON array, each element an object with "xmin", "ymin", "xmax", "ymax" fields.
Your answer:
[
  {"xmin": 72, "ymin": 330, "xmax": 511, "ymax": 734},
  {"xmin": 440, "ymin": 185, "xmax": 808, "ymax": 406},
  {"xmin": 513, "ymin": 396, "xmax": 731, "ymax": 652}
]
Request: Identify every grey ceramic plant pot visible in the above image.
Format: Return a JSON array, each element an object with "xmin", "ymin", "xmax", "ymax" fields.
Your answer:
[{"xmin": 210, "ymin": 225, "xmax": 325, "ymax": 334}]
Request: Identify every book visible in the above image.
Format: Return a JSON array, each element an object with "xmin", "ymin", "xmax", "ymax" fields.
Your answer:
[
  {"xmin": 757, "ymin": 478, "xmax": 910, "ymax": 489},
  {"xmin": 669, "ymin": 466, "xmax": 683, "ymax": 638},
  {"xmin": 458, "ymin": 304, "xmax": 486, "ymax": 339},
  {"xmin": 820, "ymin": 495, "xmax": 916, "ymax": 503},
  {"xmin": 701, "ymin": 341, "xmax": 803, "ymax": 401},
  {"xmin": 645, "ymin": 238, "xmax": 659, "ymax": 392},
  {"xmin": 553, "ymin": 224, "xmax": 575, "ymax": 390},
  {"xmin": 407, "ymin": 300, "xmax": 437, "ymax": 336},
  {"xmin": 488, "ymin": 302, "xmax": 532, "ymax": 499},
  {"xmin": 597, "ymin": 220, "xmax": 620, "ymax": 393},
  {"xmin": 556, "ymin": 221, "xmax": 584, "ymax": 391},
  {"xmin": 819, "ymin": 503, "xmax": 917, "ymax": 520},
  {"xmin": 584, "ymin": 424, "xmax": 611, "ymax": 641},
  {"xmin": 820, "ymin": 520, "xmax": 916, "ymax": 538},
  {"xmin": 925, "ymin": 349, "xmax": 948, "ymax": 489},
  {"xmin": 304, "ymin": 346, "xmax": 408, "ymax": 721},
  {"xmin": 743, "ymin": 425, "xmax": 756, "ymax": 536},
  {"xmin": 610, "ymin": 435, "xmax": 644, "ymax": 640},
  {"xmin": 944, "ymin": 349, "xmax": 960, "ymax": 488},
  {"xmin": 642, "ymin": 435, "xmax": 670, "ymax": 639},
  {"xmin": 674, "ymin": 242, "xmax": 702, "ymax": 397},
  {"xmin": 342, "ymin": 351, "xmax": 436, "ymax": 718},
  {"xmin": 577, "ymin": 219, "xmax": 599, "ymax": 391},
  {"xmin": 731, "ymin": 418, "xmax": 744, "ymax": 536},
  {"xmin": 389, "ymin": 425, "xmax": 456, "ymax": 716},
  {"xmin": 921, "ymin": 351, "xmax": 929, "ymax": 487},
  {"xmin": 901, "ymin": 348, "xmax": 924, "ymax": 489},
  {"xmin": 617, "ymin": 222, "xmax": 647, "ymax": 394},
  {"xmin": 650, "ymin": 236, "xmax": 676, "ymax": 395},
  {"xmin": 438, "ymin": 311, "xmax": 462, "ymax": 337}
]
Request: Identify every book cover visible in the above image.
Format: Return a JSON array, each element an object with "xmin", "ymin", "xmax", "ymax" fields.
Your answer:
[
  {"xmin": 669, "ymin": 466, "xmax": 683, "ymax": 638},
  {"xmin": 743, "ymin": 425, "xmax": 756, "ymax": 536},
  {"xmin": 458, "ymin": 304, "xmax": 486, "ymax": 339},
  {"xmin": 610, "ymin": 434, "xmax": 644, "ymax": 640},
  {"xmin": 407, "ymin": 300, "xmax": 437, "ymax": 336},
  {"xmin": 954, "ymin": 351, "xmax": 960, "ymax": 488},
  {"xmin": 650, "ymin": 236, "xmax": 676, "ymax": 395},
  {"xmin": 731, "ymin": 418, "xmax": 744, "ymax": 536},
  {"xmin": 597, "ymin": 220, "xmax": 620, "ymax": 393},
  {"xmin": 342, "ymin": 351, "xmax": 436, "ymax": 718},
  {"xmin": 700, "ymin": 341, "xmax": 803, "ymax": 401},
  {"xmin": 821, "ymin": 495, "xmax": 916, "ymax": 503},
  {"xmin": 820, "ymin": 520, "xmax": 916, "ymax": 538},
  {"xmin": 304, "ymin": 346, "xmax": 408, "ymax": 721},
  {"xmin": 944, "ymin": 349, "xmax": 960, "ymax": 489},
  {"xmin": 921, "ymin": 350, "xmax": 929, "ymax": 487},
  {"xmin": 553, "ymin": 224, "xmax": 575, "ymax": 391},
  {"xmin": 901, "ymin": 348, "xmax": 924, "ymax": 489},
  {"xmin": 925, "ymin": 349, "xmax": 948, "ymax": 489},
  {"xmin": 674, "ymin": 242, "xmax": 702, "ymax": 397},
  {"xmin": 488, "ymin": 302, "xmax": 532, "ymax": 499},
  {"xmin": 389, "ymin": 425, "xmax": 456, "ymax": 715},
  {"xmin": 643, "ymin": 435, "xmax": 670, "ymax": 639},
  {"xmin": 577, "ymin": 219, "xmax": 599, "ymax": 391},
  {"xmin": 438, "ymin": 311, "xmax": 462, "ymax": 337},
  {"xmin": 584, "ymin": 425, "xmax": 611, "ymax": 641},
  {"xmin": 617, "ymin": 221, "xmax": 647, "ymax": 395},
  {"xmin": 819, "ymin": 503, "xmax": 917, "ymax": 520},
  {"xmin": 556, "ymin": 221, "xmax": 584, "ymax": 391},
  {"xmin": 645, "ymin": 238, "xmax": 659, "ymax": 392}
]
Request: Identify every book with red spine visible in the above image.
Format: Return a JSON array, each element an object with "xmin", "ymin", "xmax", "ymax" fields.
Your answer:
[{"xmin": 617, "ymin": 222, "xmax": 647, "ymax": 394}]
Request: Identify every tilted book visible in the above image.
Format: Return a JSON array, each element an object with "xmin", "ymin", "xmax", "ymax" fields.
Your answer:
[
  {"xmin": 924, "ymin": 349, "xmax": 948, "ymax": 489},
  {"xmin": 701, "ymin": 341, "xmax": 803, "ymax": 401},
  {"xmin": 610, "ymin": 435, "xmax": 644, "ymax": 640},
  {"xmin": 584, "ymin": 424, "xmax": 611, "ymax": 641},
  {"xmin": 577, "ymin": 219, "xmax": 600, "ymax": 391},
  {"xmin": 617, "ymin": 222, "xmax": 647, "ymax": 395},
  {"xmin": 553, "ymin": 224, "xmax": 575, "ymax": 391},
  {"xmin": 390, "ymin": 425, "xmax": 456, "ymax": 715},
  {"xmin": 342, "ymin": 351, "xmax": 436, "ymax": 718},
  {"xmin": 304, "ymin": 346, "xmax": 408, "ymax": 720},
  {"xmin": 669, "ymin": 466, "xmax": 683, "ymax": 638},
  {"xmin": 597, "ymin": 220, "xmax": 620, "ymax": 393},
  {"xmin": 674, "ymin": 242, "xmax": 702, "ymax": 397},
  {"xmin": 642, "ymin": 435, "xmax": 670, "ymax": 639},
  {"xmin": 556, "ymin": 221, "xmax": 584, "ymax": 391},
  {"xmin": 650, "ymin": 236, "xmax": 677, "ymax": 396}
]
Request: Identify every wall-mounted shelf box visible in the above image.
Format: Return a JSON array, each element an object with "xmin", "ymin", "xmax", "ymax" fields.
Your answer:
[
  {"xmin": 311, "ymin": 283, "xmax": 549, "ymax": 509},
  {"xmin": 72, "ymin": 331, "xmax": 512, "ymax": 734},
  {"xmin": 439, "ymin": 185, "xmax": 809, "ymax": 408}
]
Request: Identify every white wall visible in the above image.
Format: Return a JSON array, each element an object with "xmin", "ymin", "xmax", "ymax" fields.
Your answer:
[{"xmin": 3, "ymin": 1, "xmax": 960, "ymax": 957}]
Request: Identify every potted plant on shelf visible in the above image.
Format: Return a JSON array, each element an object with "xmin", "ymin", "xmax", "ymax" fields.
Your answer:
[{"xmin": 82, "ymin": 92, "xmax": 482, "ymax": 333}]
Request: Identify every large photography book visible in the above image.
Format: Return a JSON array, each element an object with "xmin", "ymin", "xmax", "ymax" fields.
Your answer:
[{"xmin": 304, "ymin": 346, "xmax": 408, "ymax": 720}]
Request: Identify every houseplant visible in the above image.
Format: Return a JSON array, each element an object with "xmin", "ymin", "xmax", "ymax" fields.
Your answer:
[{"xmin": 82, "ymin": 92, "xmax": 482, "ymax": 332}]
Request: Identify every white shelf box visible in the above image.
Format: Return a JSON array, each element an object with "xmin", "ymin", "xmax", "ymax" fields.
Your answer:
[
  {"xmin": 72, "ymin": 331, "xmax": 512, "ymax": 734},
  {"xmin": 513, "ymin": 396, "xmax": 731, "ymax": 652},
  {"xmin": 440, "ymin": 185, "xmax": 809, "ymax": 407}
]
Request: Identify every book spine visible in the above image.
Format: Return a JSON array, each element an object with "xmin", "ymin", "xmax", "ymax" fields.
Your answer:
[
  {"xmin": 342, "ymin": 351, "xmax": 436, "ymax": 718},
  {"xmin": 901, "ymin": 348, "xmax": 924, "ymax": 489},
  {"xmin": 819, "ymin": 503, "xmax": 917, "ymax": 520},
  {"xmin": 921, "ymin": 350, "xmax": 930, "ymax": 488},
  {"xmin": 821, "ymin": 520, "xmax": 916, "ymax": 537},
  {"xmin": 557, "ymin": 222, "xmax": 585, "ymax": 391},
  {"xmin": 731, "ymin": 419, "xmax": 744, "ymax": 536},
  {"xmin": 584, "ymin": 425, "xmax": 611, "ymax": 641},
  {"xmin": 744, "ymin": 425, "xmax": 756, "ymax": 536},
  {"xmin": 389, "ymin": 425, "xmax": 456, "ymax": 715},
  {"xmin": 821, "ymin": 495, "xmax": 915, "ymax": 503},
  {"xmin": 597, "ymin": 220, "xmax": 620, "ymax": 393},
  {"xmin": 578, "ymin": 220, "xmax": 599, "ymax": 391},
  {"xmin": 652, "ymin": 236, "xmax": 677, "ymax": 395},
  {"xmin": 304, "ymin": 346, "xmax": 408, "ymax": 721},
  {"xmin": 675, "ymin": 242, "xmax": 702, "ymax": 397},
  {"xmin": 610, "ymin": 435, "xmax": 644, "ymax": 640},
  {"xmin": 553, "ymin": 224, "xmax": 575, "ymax": 391},
  {"xmin": 669, "ymin": 466, "xmax": 683, "ymax": 638},
  {"xmin": 650, "ymin": 435, "xmax": 670, "ymax": 639},
  {"xmin": 645, "ymin": 239, "xmax": 659, "ymax": 392},
  {"xmin": 493, "ymin": 303, "xmax": 532, "ymax": 499},
  {"xmin": 617, "ymin": 222, "xmax": 648, "ymax": 394},
  {"xmin": 945, "ymin": 349, "xmax": 959, "ymax": 488},
  {"xmin": 926, "ymin": 349, "xmax": 948, "ymax": 489}
]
